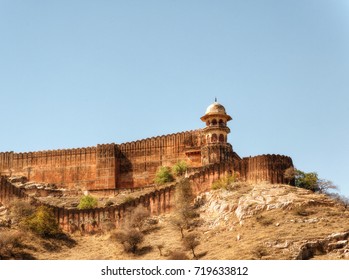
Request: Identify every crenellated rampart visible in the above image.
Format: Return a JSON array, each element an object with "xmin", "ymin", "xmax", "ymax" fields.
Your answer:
[
  {"xmin": 0, "ymin": 162, "xmax": 232, "ymax": 232},
  {"xmin": 0, "ymin": 144, "xmax": 119, "ymax": 191},
  {"xmin": 116, "ymin": 130, "xmax": 202, "ymax": 188},
  {"xmin": 0, "ymin": 130, "xmax": 204, "ymax": 190},
  {"xmin": 0, "ymin": 131, "xmax": 293, "ymax": 191},
  {"xmin": 237, "ymin": 154, "xmax": 293, "ymax": 184},
  {"xmin": 0, "ymin": 176, "xmax": 29, "ymax": 203}
]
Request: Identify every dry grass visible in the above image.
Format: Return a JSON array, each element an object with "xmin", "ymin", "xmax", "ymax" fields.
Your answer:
[{"xmin": 3, "ymin": 183, "xmax": 349, "ymax": 260}]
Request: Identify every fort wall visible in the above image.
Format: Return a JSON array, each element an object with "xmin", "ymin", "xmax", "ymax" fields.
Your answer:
[
  {"xmin": 0, "ymin": 144, "xmax": 117, "ymax": 190},
  {"xmin": 0, "ymin": 134, "xmax": 293, "ymax": 191},
  {"xmin": 116, "ymin": 130, "xmax": 202, "ymax": 188},
  {"xmin": 0, "ymin": 162, "xmax": 231, "ymax": 232},
  {"xmin": 237, "ymin": 154, "xmax": 293, "ymax": 184},
  {"xmin": 0, "ymin": 176, "xmax": 29, "ymax": 203}
]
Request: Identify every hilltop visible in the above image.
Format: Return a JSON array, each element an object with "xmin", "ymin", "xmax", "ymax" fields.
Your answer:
[{"xmin": 1, "ymin": 182, "xmax": 349, "ymax": 260}]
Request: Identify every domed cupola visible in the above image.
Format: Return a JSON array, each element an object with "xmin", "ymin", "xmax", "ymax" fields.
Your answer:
[{"xmin": 203, "ymin": 102, "xmax": 231, "ymax": 116}]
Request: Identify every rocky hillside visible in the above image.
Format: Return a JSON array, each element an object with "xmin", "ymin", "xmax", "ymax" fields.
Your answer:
[
  {"xmin": 196, "ymin": 182, "xmax": 349, "ymax": 259},
  {"xmin": 1, "ymin": 182, "xmax": 349, "ymax": 260}
]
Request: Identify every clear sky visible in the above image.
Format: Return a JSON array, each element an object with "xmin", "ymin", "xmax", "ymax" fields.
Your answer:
[{"xmin": 0, "ymin": 1, "xmax": 348, "ymax": 195}]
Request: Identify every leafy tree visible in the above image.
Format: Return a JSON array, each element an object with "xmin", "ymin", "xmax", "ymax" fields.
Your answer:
[
  {"xmin": 295, "ymin": 170, "xmax": 319, "ymax": 192},
  {"xmin": 77, "ymin": 194, "xmax": 98, "ymax": 210},
  {"xmin": 25, "ymin": 206, "xmax": 61, "ymax": 237},
  {"xmin": 172, "ymin": 160, "xmax": 189, "ymax": 177},
  {"xmin": 289, "ymin": 168, "xmax": 337, "ymax": 193},
  {"xmin": 154, "ymin": 166, "xmax": 174, "ymax": 185}
]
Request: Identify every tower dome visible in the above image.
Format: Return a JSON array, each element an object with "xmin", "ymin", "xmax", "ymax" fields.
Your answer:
[
  {"xmin": 201, "ymin": 101, "xmax": 232, "ymax": 122},
  {"xmin": 205, "ymin": 102, "xmax": 227, "ymax": 115}
]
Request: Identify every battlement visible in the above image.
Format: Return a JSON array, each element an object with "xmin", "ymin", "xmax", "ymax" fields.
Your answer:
[
  {"xmin": 237, "ymin": 154, "xmax": 293, "ymax": 184},
  {"xmin": 0, "ymin": 102, "xmax": 294, "ymax": 191}
]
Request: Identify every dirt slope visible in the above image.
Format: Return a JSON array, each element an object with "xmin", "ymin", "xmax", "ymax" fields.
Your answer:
[{"xmin": 1, "ymin": 183, "xmax": 349, "ymax": 260}]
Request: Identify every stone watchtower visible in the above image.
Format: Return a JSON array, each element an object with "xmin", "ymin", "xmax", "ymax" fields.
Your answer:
[{"xmin": 200, "ymin": 100, "xmax": 233, "ymax": 165}]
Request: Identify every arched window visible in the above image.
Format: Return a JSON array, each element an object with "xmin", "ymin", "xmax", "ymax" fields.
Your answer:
[
  {"xmin": 212, "ymin": 119, "xmax": 217, "ymax": 125},
  {"xmin": 219, "ymin": 119, "xmax": 224, "ymax": 126},
  {"xmin": 212, "ymin": 133, "xmax": 217, "ymax": 143},
  {"xmin": 206, "ymin": 120, "xmax": 210, "ymax": 126},
  {"xmin": 219, "ymin": 134, "xmax": 225, "ymax": 143}
]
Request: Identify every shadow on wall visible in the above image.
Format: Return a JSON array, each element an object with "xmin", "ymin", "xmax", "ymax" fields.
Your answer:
[{"xmin": 116, "ymin": 148, "xmax": 134, "ymax": 189}]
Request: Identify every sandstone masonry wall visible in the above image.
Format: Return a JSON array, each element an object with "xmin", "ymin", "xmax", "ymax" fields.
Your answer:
[
  {"xmin": 0, "ymin": 162, "xmax": 231, "ymax": 232},
  {"xmin": 0, "ymin": 144, "xmax": 117, "ymax": 190},
  {"xmin": 0, "ymin": 130, "xmax": 203, "ymax": 190},
  {"xmin": 0, "ymin": 132, "xmax": 293, "ymax": 191},
  {"xmin": 116, "ymin": 130, "xmax": 202, "ymax": 188},
  {"xmin": 237, "ymin": 154, "xmax": 293, "ymax": 184}
]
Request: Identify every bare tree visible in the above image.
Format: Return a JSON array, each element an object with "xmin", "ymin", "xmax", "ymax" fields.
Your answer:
[
  {"xmin": 128, "ymin": 205, "xmax": 150, "ymax": 230},
  {"xmin": 171, "ymin": 179, "xmax": 198, "ymax": 238},
  {"xmin": 182, "ymin": 232, "xmax": 200, "ymax": 259},
  {"xmin": 284, "ymin": 167, "xmax": 296, "ymax": 185},
  {"xmin": 317, "ymin": 179, "xmax": 337, "ymax": 194},
  {"xmin": 171, "ymin": 214, "xmax": 186, "ymax": 239},
  {"xmin": 113, "ymin": 228, "xmax": 144, "ymax": 254}
]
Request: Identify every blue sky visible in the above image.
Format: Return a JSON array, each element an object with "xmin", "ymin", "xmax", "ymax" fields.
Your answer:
[{"xmin": 0, "ymin": 1, "xmax": 348, "ymax": 195}]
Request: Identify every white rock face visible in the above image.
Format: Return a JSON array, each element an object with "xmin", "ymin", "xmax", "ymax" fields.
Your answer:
[{"xmin": 198, "ymin": 183, "xmax": 336, "ymax": 228}]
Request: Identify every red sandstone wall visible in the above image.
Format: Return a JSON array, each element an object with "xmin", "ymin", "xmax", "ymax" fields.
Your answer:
[
  {"xmin": 117, "ymin": 130, "xmax": 203, "ymax": 188},
  {"xmin": 0, "ymin": 131, "xmax": 293, "ymax": 191},
  {"xmin": 1, "ymin": 160, "xmax": 288, "ymax": 233},
  {"xmin": 237, "ymin": 154, "xmax": 293, "ymax": 184},
  {"xmin": 0, "ymin": 152, "xmax": 13, "ymax": 172},
  {"xmin": 0, "ymin": 130, "xmax": 204, "ymax": 190},
  {"xmin": 0, "ymin": 162, "xmax": 231, "ymax": 232},
  {"xmin": 0, "ymin": 176, "xmax": 29, "ymax": 204},
  {"xmin": 0, "ymin": 144, "xmax": 118, "ymax": 190},
  {"xmin": 95, "ymin": 144, "xmax": 117, "ymax": 190},
  {"xmin": 54, "ymin": 162, "xmax": 233, "ymax": 232}
]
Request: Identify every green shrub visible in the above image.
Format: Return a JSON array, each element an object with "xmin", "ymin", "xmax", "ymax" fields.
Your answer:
[
  {"xmin": 211, "ymin": 175, "xmax": 236, "ymax": 190},
  {"xmin": 77, "ymin": 195, "xmax": 98, "ymax": 210},
  {"xmin": 25, "ymin": 206, "xmax": 60, "ymax": 237},
  {"xmin": 295, "ymin": 170, "xmax": 319, "ymax": 192},
  {"xmin": 154, "ymin": 166, "xmax": 174, "ymax": 185},
  {"xmin": 172, "ymin": 161, "xmax": 189, "ymax": 177},
  {"xmin": 122, "ymin": 196, "xmax": 135, "ymax": 204}
]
